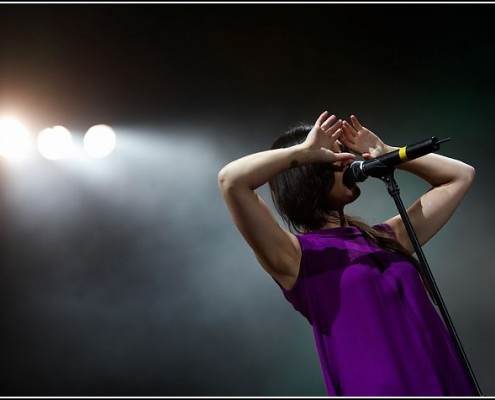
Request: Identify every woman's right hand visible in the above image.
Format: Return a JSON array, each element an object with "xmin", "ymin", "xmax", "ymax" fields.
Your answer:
[{"xmin": 300, "ymin": 111, "xmax": 356, "ymax": 163}]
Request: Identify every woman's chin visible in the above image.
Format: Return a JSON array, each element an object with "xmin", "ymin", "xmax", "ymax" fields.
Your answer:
[{"xmin": 348, "ymin": 186, "xmax": 361, "ymax": 203}]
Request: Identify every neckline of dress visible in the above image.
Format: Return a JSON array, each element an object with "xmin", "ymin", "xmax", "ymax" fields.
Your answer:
[{"xmin": 304, "ymin": 225, "xmax": 363, "ymax": 237}]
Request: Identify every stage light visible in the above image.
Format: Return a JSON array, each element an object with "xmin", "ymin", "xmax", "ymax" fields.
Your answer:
[
  {"xmin": 0, "ymin": 116, "xmax": 33, "ymax": 161},
  {"xmin": 37, "ymin": 125, "xmax": 74, "ymax": 160},
  {"xmin": 83, "ymin": 124, "xmax": 116, "ymax": 158}
]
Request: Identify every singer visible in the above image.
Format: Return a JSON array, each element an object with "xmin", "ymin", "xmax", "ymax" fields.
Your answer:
[{"xmin": 217, "ymin": 111, "xmax": 477, "ymax": 396}]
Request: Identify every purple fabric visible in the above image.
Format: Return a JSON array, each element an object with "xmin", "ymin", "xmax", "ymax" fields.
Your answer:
[{"xmin": 279, "ymin": 224, "xmax": 476, "ymax": 396}]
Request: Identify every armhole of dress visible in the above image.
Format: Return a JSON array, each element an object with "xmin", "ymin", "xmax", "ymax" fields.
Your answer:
[{"xmin": 374, "ymin": 222, "xmax": 397, "ymax": 239}]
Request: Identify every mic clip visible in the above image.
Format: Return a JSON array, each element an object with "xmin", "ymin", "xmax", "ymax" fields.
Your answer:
[{"xmin": 343, "ymin": 159, "xmax": 395, "ymax": 188}]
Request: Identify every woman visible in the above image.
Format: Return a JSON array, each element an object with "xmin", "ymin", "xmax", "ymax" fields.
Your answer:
[{"xmin": 217, "ymin": 111, "xmax": 477, "ymax": 396}]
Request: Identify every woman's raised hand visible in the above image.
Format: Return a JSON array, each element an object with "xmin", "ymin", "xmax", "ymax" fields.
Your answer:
[
  {"xmin": 302, "ymin": 111, "xmax": 356, "ymax": 163},
  {"xmin": 341, "ymin": 115, "xmax": 392, "ymax": 160}
]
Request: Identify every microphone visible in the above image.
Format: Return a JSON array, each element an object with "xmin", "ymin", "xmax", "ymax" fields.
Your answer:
[{"xmin": 343, "ymin": 136, "xmax": 451, "ymax": 186}]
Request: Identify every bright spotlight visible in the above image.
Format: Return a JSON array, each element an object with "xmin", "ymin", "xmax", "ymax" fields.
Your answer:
[
  {"xmin": 84, "ymin": 124, "xmax": 117, "ymax": 158},
  {"xmin": 37, "ymin": 125, "xmax": 74, "ymax": 160},
  {"xmin": 0, "ymin": 117, "xmax": 33, "ymax": 161}
]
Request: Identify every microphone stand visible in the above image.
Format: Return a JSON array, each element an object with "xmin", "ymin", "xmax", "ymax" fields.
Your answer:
[{"xmin": 372, "ymin": 165, "xmax": 482, "ymax": 396}]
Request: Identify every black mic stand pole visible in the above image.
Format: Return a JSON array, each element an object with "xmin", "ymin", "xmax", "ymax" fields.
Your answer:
[{"xmin": 375, "ymin": 167, "xmax": 482, "ymax": 396}]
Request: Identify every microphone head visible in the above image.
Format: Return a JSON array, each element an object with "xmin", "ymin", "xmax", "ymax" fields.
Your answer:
[{"xmin": 343, "ymin": 161, "xmax": 366, "ymax": 188}]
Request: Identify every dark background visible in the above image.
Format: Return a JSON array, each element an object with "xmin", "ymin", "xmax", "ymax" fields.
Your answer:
[{"xmin": 0, "ymin": 2, "xmax": 493, "ymax": 396}]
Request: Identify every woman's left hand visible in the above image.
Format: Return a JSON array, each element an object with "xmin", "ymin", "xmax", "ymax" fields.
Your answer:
[{"xmin": 341, "ymin": 115, "xmax": 395, "ymax": 159}]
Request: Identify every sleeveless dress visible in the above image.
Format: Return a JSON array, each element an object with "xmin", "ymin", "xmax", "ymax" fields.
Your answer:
[{"xmin": 278, "ymin": 224, "xmax": 476, "ymax": 396}]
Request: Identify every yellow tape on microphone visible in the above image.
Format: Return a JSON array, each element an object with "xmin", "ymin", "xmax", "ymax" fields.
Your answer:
[{"xmin": 398, "ymin": 146, "xmax": 408, "ymax": 161}]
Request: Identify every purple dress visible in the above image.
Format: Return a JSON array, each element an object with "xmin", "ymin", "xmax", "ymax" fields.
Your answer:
[{"xmin": 279, "ymin": 224, "xmax": 476, "ymax": 396}]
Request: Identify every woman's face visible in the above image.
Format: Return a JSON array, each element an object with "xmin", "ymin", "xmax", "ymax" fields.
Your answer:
[{"xmin": 327, "ymin": 140, "xmax": 361, "ymax": 210}]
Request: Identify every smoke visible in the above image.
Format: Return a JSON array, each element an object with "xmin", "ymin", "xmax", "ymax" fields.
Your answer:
[{"xmin": 0, "ymin": 126, "xmax": 325, "ymax": 395}]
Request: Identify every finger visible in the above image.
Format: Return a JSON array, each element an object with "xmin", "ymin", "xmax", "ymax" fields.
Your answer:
[
  {"xmin": 341, "ymin": 125, "xmax": 357, "ymax": 146},
  {"xmin": 329, "ymin": 127, "xmax": 343, "ymax": 144},
  {"xmin": 315, "ymin": 111, "xmax": 330, "ymax": 128},
  {"xmin": 332, "ymin": 132, "xmax": 355, "ymax": 155},
  {"xmin": 362, "ymin": 152, "xmax": 373, "ymax": 160},
  {"xmin": 322, "ymin": 148, "xmax": 355, "ymax": 162},
  {"xmin": 342, "ymin": 120, "xmax": 357, "ymax": 136},
  {"xmin": 321, "ymin": 114, "xmax": 338, "ymax": 131},
  {"xmin": 332, "ymin": 152, "xmax": 356, "ymax": 162},
  {"xmin": 325, "ymin": 118, "xmax": 342, "ymax": 134},
  {"xmin": 350, "ymin": 115, "xmax": 364, "ymax": 131},
  {"xmin": 341, "ymin": 133, "xmax": 356, "ymax": 146}
]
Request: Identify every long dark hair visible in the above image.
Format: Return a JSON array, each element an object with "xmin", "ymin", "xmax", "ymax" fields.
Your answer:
[{"xmin": 268, "ymin": 124, "xmax": 435, "ymax": 301}]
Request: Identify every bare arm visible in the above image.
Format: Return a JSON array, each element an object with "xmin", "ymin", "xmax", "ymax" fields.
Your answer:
[
  {"xmin": 218, "ymin": 112, "xmax": 355, "ymax": 289},
  {"xmin": 342, "ymin": 116, "xmax": 475, "ymax": 254}
]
